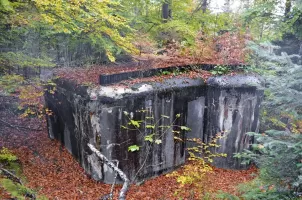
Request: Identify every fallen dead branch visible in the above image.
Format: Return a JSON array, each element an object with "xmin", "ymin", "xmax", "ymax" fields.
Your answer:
[
  {"xmin": 0, "ymin": 168, "xmax": 37, "ymax": 199},
  {"xmin": 87, "ymin": 143, "xmax": 130, "ymax": 200},
  {"xmin": 0, "ymin": 167, "xmax": 23, "ymax": 185}
]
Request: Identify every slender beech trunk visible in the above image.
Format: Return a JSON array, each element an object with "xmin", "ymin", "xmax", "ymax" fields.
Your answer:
[
  {"xmin": 202, "ymin": 0, "xmax": 207, "ymax": 13},
  {"xmin": 285, "ymin": 0, "xmax": 291, "ymax": 17},
  {"xmin": 162, "ymin": 0, "xmax": 171, "ymax": 22}
]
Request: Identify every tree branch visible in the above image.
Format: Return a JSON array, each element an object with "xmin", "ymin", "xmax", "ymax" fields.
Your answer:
[
  {"xmin": 0, "ymin": 168, "xmax": 23, "ymax": 185},
  {"xmin": 0, "ymin": 167, "xmax": 37, "ymax": 199},
  {"xmin": 87, "ymin": 144, "xmax": 130, "ymax": 200}
]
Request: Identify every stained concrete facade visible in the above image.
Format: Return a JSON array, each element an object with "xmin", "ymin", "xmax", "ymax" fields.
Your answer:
[{"xmin": 45, "ymin": 75, "xmax": 263, "ymax": 183}]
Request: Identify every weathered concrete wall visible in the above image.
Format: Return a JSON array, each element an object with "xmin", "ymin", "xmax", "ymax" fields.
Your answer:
[
  {"xmin": 205, "ymin": 75, "xmax": 263, "ymax": 169},
  {"xmin": 45, "ymin": 75, "xmax": 263, "ymax": 183}
]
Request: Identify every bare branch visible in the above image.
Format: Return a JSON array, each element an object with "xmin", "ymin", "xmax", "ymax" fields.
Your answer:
[
  {"xmin": 87, "ymin": 144, "xmax": 130, "ymax": 200},
  {"xmin": 0, "ymin": 168, "xmax": 23, "ymax": 185}
]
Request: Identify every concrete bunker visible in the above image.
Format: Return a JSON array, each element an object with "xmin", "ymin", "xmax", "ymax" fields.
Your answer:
[{"xmin": 45, "ymin": 66, "xmax": 263, "ymax": 184}]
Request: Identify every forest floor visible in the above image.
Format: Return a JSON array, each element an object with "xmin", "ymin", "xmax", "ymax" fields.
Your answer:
[{"xmin": 0, "ymin": 95, "xmax": 257, "ymax": 200}]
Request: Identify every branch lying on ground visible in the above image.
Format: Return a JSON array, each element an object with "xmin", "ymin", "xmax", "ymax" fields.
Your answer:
[
  {"xmin": 0, "ymin": 119, "xmax": 42, "ymax": 131},
  {"xmin": 0, "ymin": 168, "xmax": 23, "ymax": 185},
  {"xmin": 87, "ymin": 144, "xmax": 130, "ymax": 200},
  {"xmin": 0, "ymin": 168, "xmax": 37, "ymax": 199}
]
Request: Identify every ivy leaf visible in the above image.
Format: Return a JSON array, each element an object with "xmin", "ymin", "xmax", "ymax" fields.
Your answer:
[
  {"xmin": 128, "ymin": 145, "xmax": 140, "ymax": 152},
  {"xmin": 176, "ymin": 113, "xmax": 181, "ymax": 118}
]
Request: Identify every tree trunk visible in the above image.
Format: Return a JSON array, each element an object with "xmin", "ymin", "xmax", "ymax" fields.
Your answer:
[
  {"xmin": 202, "ymin": 0, "xmax": 207, "ymax": 13},
  {"xmin": 285, "ymin": 0, "xmax": 291, "ymax": 17},
  {"xmin": 223, "ymin": 0, "xmax": 231, "ymax": 13},
  {"xmin": 162, "ymin": 1, "xmax": 171, "ymax": 22}
]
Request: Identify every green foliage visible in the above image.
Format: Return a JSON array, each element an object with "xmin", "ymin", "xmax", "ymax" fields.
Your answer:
[
  {"xmin": 215, "ymin": 177, "xmax": 297, "ymax": 200},
  {"xmin": 216, "ymin": 190, "xmax": 240, "ymax": 200},
  {"xmin": 187, "ymin": 136, "xmax": 227, "ymax": 163},
  {"xmin": 0, "ymin": 52, "xmax": 55, "ymax": 70},
  {"xmin": 0, "ymin": 178, "xmax": 48, "ymax": 200},
  {"xmin": 283, "ymin": 7, "xmax": 302, "ymax": 40},
  {"xmin": 0, "ymin": 74, "xmax": 24, "ymax": 93},
  {"xmin": 168, "ymin": 135, "xmax": 227, "ymax": 198},
  {"xmin": 0, "ymin": 0, "xmax": 13, "ymax": 12},
  {"xmin": 1, "ymin": 179, "xmax": 31, "ymax": 200},
  {"xmin": 123, "ymin": 110, "xmax": 190, "ymax": 152},
  {"xmin": 144, "ymin": 134, "xmax": 154, "ymax": 142},
  {"xmin": 241, "ymin": 0, "xmax": 283, "ymax": 41},
  {"xmin": 211, "ymin": 65, "xmax": 230, "ymax": 75},
  {"xmin": 0, "ymin": 0, "xmax": 138, "ymax": 67},
  {"xmin": 180, "ymin": 126, "xmax": 191, "ymax": 131},
  {"xmin": 120, "ymin": 0, "xmax": 234, "ymax": 49},
  {"xmin": 0, "ymin": 148, "xmax": 47, "ymax": 200},
  {"xmin": 153, "ymin": 19, "xmax": 197, "ymax": 46},
  {"xmin": 0, "ymin": 148, "xmax": 17, "ymax": 163},
  {"xmin": 234, "ymin": 130, "xmax": 302, "ymax": 198},
  {"xmin": 128, "ymin": 145, "xmax": 140, "ymax": 152},
  {"xmin": 240, "ymin": 0, "xmax": 302, "ymax": 41},
  {"xmin": 237, "ymin": 178, "xmax": 296, "ymax": 200},
  {"xmin": 247, "ymin": 41, "xmax": 302, "ymax": 130}
]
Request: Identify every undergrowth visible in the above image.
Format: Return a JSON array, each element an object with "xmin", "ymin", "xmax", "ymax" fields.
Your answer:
[
  {"xmin": 167, "ymin": 135, "xmax": 227, "ymax": 199},
  {"xmin": 0, "ymin": 147, "xmax": 48, "ymax": 200}
]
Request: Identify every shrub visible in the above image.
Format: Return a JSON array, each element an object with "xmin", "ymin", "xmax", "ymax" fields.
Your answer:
[
  {"xmin": 0, "ymin": 148, "xmax": 17, "ymax": 163},
  {"xmin": 234, "ymin": 130, "xmax": 302, "ymax": 198}
]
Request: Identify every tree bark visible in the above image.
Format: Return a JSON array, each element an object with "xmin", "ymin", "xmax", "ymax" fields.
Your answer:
[
  {"xmin": 202, "ymin": 0, "xmax": 207, "ymax": 13},
  {"xmin": 285, "ymin": 0, "xmax": 291, "ymax": 17},
  {"xmin": 162, "ymin": 0, "xmax": 171, "ymax": 22}
]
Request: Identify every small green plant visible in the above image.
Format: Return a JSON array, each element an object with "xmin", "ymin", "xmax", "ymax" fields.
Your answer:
[
  {"xmin": 0, "ymin": 148, "xmax": 48, "ymax": 199},
  {"xmin": 211, "ymin": 65, "xmax": 230, "ymax": 75},
  {"xmin": 187, "ymin": 134, "xmax": 227, "ymax": 162},
  {"xmin": 0, "ymin": 148, "xmax": 17, "ymax": 163},
  {"xmin": 167, "ymin": 134, "xmax": 227, "ymax": 198},
  {"xmin": 160, "ymin": 70, "xmax": 172, "ymax": 76},
  {"xmin": 0, "ymin": 178, "xmax": 48, "ymax": 200},
  {"xmin": 0, "ymin": 74, "xmax": 24, "ymax": 94},
  {"xmin": 1, "ymin": 178, "xmax": 32, "ymax": 199},
  {"xmin": 128, "ymin": 145, "xmax": 140, "ymax": 152},
  {"xmin": 122, "ymin": 110, "xmax": 190, "ymax": 152},
  {"xmin": 216, "ymin": 190, "xmax": 240, "ymax": 200}
]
